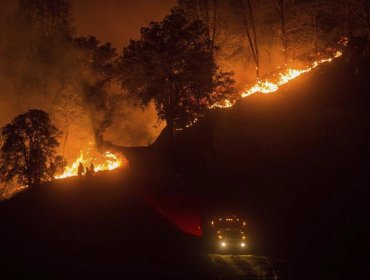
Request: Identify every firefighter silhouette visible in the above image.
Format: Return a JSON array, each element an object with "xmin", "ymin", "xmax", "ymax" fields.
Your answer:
[
  {"xmin": 85, "ymin": 167, "xmax": 91, "ymax": 181},
  {"xmin": 85, "ymin": 163, "xmax": 95, "ymax": 181},
  {"xmin": 49, "ymin": 162, "xmax": 56, "ymax": 180},
  {"xmin": 90, "ymin": 163, "xmax": 95, "ymax": 175},
  {"xmin": 77, "ymin": 162, "xmax": 84, "ymax": 177}
]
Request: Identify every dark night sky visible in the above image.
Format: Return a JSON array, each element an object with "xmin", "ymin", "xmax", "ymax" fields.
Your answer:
[
  {"xmin": 72, "ymin": 0, "xmax": 176, "ymax": 49},
  {"xmin": 2, "ymin": 0, "xmax": 176, "ymax": 49}
]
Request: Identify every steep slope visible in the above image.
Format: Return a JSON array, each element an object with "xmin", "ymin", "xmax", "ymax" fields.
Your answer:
[
  {"xmin": 1, "ymin": 48, "xmax": 369, "ymax": 280},
  {"xmin": 0, "ymin": 169, "xmax": 209, "ymax": 280},
  {"xmin": 161, "ymin": 51, "xmax": 370, "ymax": 279}
]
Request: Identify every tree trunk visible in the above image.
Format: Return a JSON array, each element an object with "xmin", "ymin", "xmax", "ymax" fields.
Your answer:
[
  {"xmin": 275, "ymin": 0, "xmax": 288, "ymax": 65},
  {"xmin": 62, "ymin": 119, "xmax": 69, "ymax": 157},
  {"xmin": 239, "ymin": 0, "xmax": 260, "ymax": 79},
  {"xmin": 247, "ymin": 0, "xmax": 259, "ymax": 78},
  {"xmin": 196, "ymin": 0, "xmax": 218, "ymax": 53}
]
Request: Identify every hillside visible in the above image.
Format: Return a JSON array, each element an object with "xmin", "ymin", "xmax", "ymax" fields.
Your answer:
[
  {"xmin": 156, "ymin": 48, "xmax": 370, "ymax": 279},
  {"xmin": 0, "ymin": 169, "xmax": 211, "ymax": 280},
  {"xmin": 1, "ymin": 47, "xmax": 370, "ymax": 280}
]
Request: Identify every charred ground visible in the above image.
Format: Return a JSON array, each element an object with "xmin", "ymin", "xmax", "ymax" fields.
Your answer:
[{"xmin": 1, "ymin": 49, "xmax": 370, "ymax": 280}]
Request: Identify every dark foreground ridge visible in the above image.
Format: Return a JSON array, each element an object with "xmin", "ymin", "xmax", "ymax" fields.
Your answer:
[
  {"xmin": 1, "ymin": 48, "xmax": 370, "ymax": 280},
  {"xmin": 0, "ymin": 170, "xmax": 210, "ymax": 280}
]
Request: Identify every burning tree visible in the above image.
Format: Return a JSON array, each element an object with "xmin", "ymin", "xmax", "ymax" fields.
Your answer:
[
  {"xmin": 119, "ymin": 13, "xmax": 236, "ymax": 138},
  {"xmin": 0, "ymin": 109, "xmax": 66, "ymax": 187}
]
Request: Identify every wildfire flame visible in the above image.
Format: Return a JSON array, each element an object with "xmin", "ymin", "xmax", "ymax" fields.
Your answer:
[
  {"xmin": 55, "ymin": 50, "xmax": 344, "ymax": 176},
  {"xmin": 56, "ymin": 143, "xmax": 127, "ymax": 179},
  {"xmin": 210, "ymin": 50, "xmax": 343, "ymax": 109}
]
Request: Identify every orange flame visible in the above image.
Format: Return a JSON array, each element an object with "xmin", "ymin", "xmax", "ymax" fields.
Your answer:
[
  {"xmin": 210, "ymin": 50, "xmax": 343, "ymax": 109},
  {"xmin": 56, "ymin": 143, "xmax": 128, "ymax": 179}
]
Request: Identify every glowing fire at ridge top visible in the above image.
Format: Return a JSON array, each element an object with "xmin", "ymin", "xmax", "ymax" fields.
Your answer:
[
  {"xmin": 56, "ymin": 143, "xmax": 127, "ymax": 179},
  {"xmin": 210, "ymin": 50, "xmax": 343, "ymax": 109}
]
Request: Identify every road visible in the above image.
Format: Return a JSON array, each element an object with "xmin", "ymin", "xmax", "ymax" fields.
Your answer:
[{"xmin": 207, "ymin": 254, "xmax": 277, "ymax": 279}]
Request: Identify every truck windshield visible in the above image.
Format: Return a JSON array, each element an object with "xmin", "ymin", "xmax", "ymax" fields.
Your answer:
[{"xmin": 213, "ymin": 218, "xmax": 245, "ymax": 229}]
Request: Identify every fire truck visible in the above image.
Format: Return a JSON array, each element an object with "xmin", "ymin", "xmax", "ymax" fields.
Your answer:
[{"xmin": 208, "ymin": 215, "xmax": 247, "ymax": 251}]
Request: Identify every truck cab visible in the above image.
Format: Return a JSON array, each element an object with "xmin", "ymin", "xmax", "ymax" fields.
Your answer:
[{"xmin": 209, "ymin": 215, "xmax": 247, "ymax": 251}]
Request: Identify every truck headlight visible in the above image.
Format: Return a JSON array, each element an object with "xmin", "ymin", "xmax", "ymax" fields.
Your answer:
[
  {"xmin": 221, "ymin": 242, "xmax": 227, "ymax": 247},
  {"xmin": 241, "ymin": 242, "xmax": 246, "ymax": 247}
]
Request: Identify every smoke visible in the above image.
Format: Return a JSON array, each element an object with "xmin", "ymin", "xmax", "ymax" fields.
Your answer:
[
  {"xmin": 1, "ymin": 0, "xmax": 350, "ymax": 163},
  {"xmin": 0, "ymin": 0, "xmax": 303, "ymax": 169},
  {"xmin": 104, "ymin": 101, "xmax": 165, "ymax": 147},
  {"xmin": 0, "ymin": 0, "xmax": 176, "ymax": 167},
  {"xmin": 70, "ymin": 0, "xmax": 175, "ymax": 148}
]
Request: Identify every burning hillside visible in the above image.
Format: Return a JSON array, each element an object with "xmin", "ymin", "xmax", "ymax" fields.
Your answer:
[
  {"xmin": 210, "ymin": 49, "xmax": 344, "ymax": 109},
  {"xmin": 178, "ymin": 45, "xmax": 346, "ymax": 130},
  {"xmin": 0, "ymin": 144, "xmax": 127, "ymax": 201},
  {"xmin": 56, "ymin": 143, "xmax": 128, "ymax": 179}
]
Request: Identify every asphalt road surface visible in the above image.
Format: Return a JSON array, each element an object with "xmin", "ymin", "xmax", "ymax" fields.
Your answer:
[{"xmin": 207, "ymin": 254, "xmax": 277, "ymax": 280}]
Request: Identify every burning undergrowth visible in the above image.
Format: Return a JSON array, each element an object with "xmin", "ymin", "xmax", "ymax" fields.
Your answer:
[
  {"xmin": 210, "ymin": 48, "xmax": 345, "ymax": 109},
  {"xmin": 0, "ymin": 182, "xmax": 27, "ymax": 201},
  {"xmin": 0, "ymin": 141, "xmax": 128, "ymax": 201},
  {"xmin": 180, "ymin": 43, "xmax": 346, "ymax": 129},
  {"xmin": 56, "ymin": 142, "xmax": 128, "ymax": 179}
]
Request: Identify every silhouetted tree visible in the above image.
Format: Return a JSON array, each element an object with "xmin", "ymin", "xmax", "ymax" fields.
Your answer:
[
  {"xmin": 332, "ymin": 0, "xmax": 369, "ymax": 40},
  {"xmin": 17, "ymin": 0, "xmax": 73, "ymax": 40},
  {"xmin": 234, "ymin": 0, "xmax": 260, "ymax": 78},
  {"xmin": 119, "ymin": 13, "xmax": 235, "ymax": 138},
  {"xmin": 175, "ymin": 0, "xmax": 223, "ymax": 53},
  {"xmin": 53, "ymin": 83, "xmax": 86, "ymax": 156},
  {"xmin": 272, "ymin": 0, "xmax": 313, "ymax": 63},
  {"xmin": 47, "ymin": 155, "xmax": 66, "ymax": 180},
  {"xmin": 275, "ymin": 0, "xmax": 288, "ymax": 64},
  {"xmin": 0, "ymin": 109, "xmax": 66, "ymax": 187}
]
